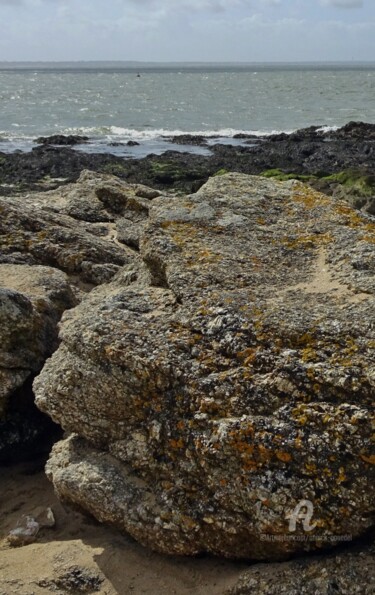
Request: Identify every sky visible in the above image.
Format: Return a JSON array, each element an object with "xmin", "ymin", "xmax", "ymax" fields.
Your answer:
[{"xmin": 0, "ymin": 0, "xmax": 374, "ymax": 63}]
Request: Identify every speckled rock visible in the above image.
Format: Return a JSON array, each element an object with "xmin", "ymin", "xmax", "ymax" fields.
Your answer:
[
  {"xmin": 0, "ymin": 177, "xmax": 140, "ymax": 285},
  {"xmin": 24, "ymin": 169, "xmax": 161, "ymax": 224},
  {"xmin": 34, "ymin": 174, "xmax": 375, "ymax": 559},
  {"xmin": 0, "ymin": 264, "xmax": 76, "ymax": 413},
  {"xmin": 227, "ymin": 542, "xmax": 375, "ymax": 594},
  {"xmin": 0, "ymin": 264, "xmax": 76, "ymax": 461}
]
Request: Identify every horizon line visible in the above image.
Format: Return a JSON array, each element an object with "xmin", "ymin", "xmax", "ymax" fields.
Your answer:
[{"xmin": 1, "ymin": 60, "xmax": 375, "ymax": 64}]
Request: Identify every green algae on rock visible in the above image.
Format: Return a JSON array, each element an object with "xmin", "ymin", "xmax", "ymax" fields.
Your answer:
[{"xmin": 34, "ymin": 173, "xmax": 375, "ymax": 560}]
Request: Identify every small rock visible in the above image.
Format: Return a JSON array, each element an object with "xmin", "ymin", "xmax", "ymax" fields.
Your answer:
[{"xmin": 8, "ymin": 515, "xmax": 40, "ymax": 547}]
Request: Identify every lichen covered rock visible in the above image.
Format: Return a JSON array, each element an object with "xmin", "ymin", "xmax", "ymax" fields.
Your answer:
[
  {"xmin": 0, "ymin": 264, "xmax": 76, "ymax": 411},
  {"xmin": 34, "ymin": 174, "xmax": 375, "ymax": 559},
  {"xmin": 0, "ymin": 264, "xmax": 77, "ymax": 461},
  {"xmin": 0, "ymin": 179, "xmax": 139, "ymax": 285},
  {"xmin": 227, "ymin": 543, "xmax": 375, "ymax": 594}
]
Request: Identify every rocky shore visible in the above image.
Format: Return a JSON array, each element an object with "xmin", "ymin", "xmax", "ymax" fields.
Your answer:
[
  {"xmin": 0, "ymin": 122, "xmax": 374, "ymax": 593},
  {"xmin": 1, "ymin": 121, "xmax": 375, "ymax": 214}
]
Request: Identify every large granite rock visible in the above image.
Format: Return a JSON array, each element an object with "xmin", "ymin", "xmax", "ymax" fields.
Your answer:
[
  {"xmin": 34, "ymin": 174, "xmax": 375, "ymax": 559},
  {"xmin": 0, "ymin": 264, "xmax": 76, "ymax": 411},
  {"xmin": 0, "ymin": 173, "xmax": 141, "ymax": 286},
  {"xmin": 0, "ymin": 172, "xmax": 154, "ymax": 462},
  {"xmin": 0, "ymin": 264, "xmax": 76, "ymax": 461}
]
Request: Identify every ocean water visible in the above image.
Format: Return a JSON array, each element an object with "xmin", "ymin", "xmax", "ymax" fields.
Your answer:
[{"xmin": 0, "ymin": 63, "xmax": 375, "ymax": 156}]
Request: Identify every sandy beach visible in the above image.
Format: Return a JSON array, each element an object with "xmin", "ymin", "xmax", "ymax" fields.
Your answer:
[{"xmin": 0, "ymin": 459, "xmax": 248, "ymax": 595}]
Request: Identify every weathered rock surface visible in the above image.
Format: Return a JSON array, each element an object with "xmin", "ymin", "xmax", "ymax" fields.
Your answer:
[
  {"xmin": 0, "ymin": 264, "xmax": 76, "ymax": 462},
  {"xmin": 34, "ymin": 174, "xmax": 375, "ymax": 559},
  {"xmin": 228, "ymin": 542, "xmax": 375, "ymax": 594},
  {"xmin": 0, "ymin": 172, "xmax": 159, "ymax": 462},
  {"xmin": 0, "ymin": 264, "xmax": 76, "ymax": 410},
  {"xmin": 0, "ymin": 172, "xmax": 142, "ymax": 285}
]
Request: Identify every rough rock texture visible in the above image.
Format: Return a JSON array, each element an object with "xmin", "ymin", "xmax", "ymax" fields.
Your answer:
[
  {"xmin": 0, "ymin": 264, "xmax": 75, "ymax": 461},
  {"xmin": 34, "ymin": 174, "xmax": 375, "ymax": 559},
  {"xmin": 0, "ymin": 171, "xmax": 159, "ymax": 462},
  {"xmin": 228, "ymin": 542, "xmax": 375, "ymax": 594},
  {"xmin": 0, "ymin": 171, "xmax": 144, "ymax": 285},
  {"xmin": 0, "ymin": 264, "xmax": 76, "ymax": 412}
]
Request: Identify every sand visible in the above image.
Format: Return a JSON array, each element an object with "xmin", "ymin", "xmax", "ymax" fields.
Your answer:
[{"xmin": 0, "ymin": 459, "xmax": 248, "ymax": 595}]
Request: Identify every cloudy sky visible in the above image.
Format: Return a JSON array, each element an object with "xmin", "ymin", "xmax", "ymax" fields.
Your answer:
[{"xmin": 0, "ymin": 0, "xmax": 374, "ymax": 62}]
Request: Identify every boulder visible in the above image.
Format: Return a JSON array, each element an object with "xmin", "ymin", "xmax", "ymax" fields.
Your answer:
[
  {"xmin": 32, "ymin": 169, "xmax": 161, "ymax": 223},
  {"xmin": 34, "ymin": 174, "xmax": 375, "ymax": 559},
  {"xmin": 0, "ymin": 264, "xmax": 76, "ymax": 409},
  {"xmin": 35, "ymin": 135, "xmax": 89, "ymax": 146},
  {"xmin": 0, "ymin": 264, "xmax": 76, "ymax": 461},
  {"xmin": 0, "ymin": 181, "xmax": 140, "ymax": 285},
  {"xmin": 228, "ymin": 543, "xmax": 375, "ymax": 594}
]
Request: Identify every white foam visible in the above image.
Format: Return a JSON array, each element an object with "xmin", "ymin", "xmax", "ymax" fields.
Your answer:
[
  {"xmin": 61, "ymin": 125, "xmax": 291, "ymax": 141},
  {"xmin": 316, "ymin": 125, "xmax": 339, "ymax": 134}
]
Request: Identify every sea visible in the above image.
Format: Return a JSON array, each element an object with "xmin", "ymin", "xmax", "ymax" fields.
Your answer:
[{"xmin": 1, "ymin": 62, "xmax": 375, "ymax": 157}]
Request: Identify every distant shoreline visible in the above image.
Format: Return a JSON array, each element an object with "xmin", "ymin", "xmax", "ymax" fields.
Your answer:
[{"xmin": 1, "ymin": 60, "xmax": 375, "ymax": 73}]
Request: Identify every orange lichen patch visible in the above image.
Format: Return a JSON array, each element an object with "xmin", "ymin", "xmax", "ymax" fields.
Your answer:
[
  {"xmin": 322, "ymin": 468, "xmax": 332, "ymax": 477},
  {"xmin": 281, "ymin": 233, "xmax": 332, "ymax": 250},
  {"xmin": 242, "ymin": 460, "xmax": 258, "ymax": 472},
  {"xmin": 292, "ymin": 184, "xmax": 331, "ymax": 209},
  {"xmin": 301, "ymin": 346, "xmax": 319, "ymax": 363},
  {"xmin": 304, "ymin": 462, "xmax": 318, "ymax": 475},
  {"xmin": 169, "ymin": 438, "xmax": 184, "ymax": 450},
  {"xmin": 275, "ymin": 451, "xmax": 292, "ymax": 463},
  {"xmin": 228, "ymin": 423, "xmax": 255, "ymax": 439},
  {"xmin": 237, "ymin": 347, "xmax": 258, "ymax": 366},
  {"xmin": 334, "ymin": 203, "xmax": 375, "ymax": 230},
  {"xmin": 256, "ymin": 444, "xmax": 273, "ymax": 463},
  {"xmin": 195, "ymin": 248, "xmax": 222, "ymax": 264},
  {"xmin": 199, "ymin": 400, "xmax": 227, "ymax": 416},
  {"xmin": 361, "ymin": 234, "xmax": 375, "ymax": 244},
  {"xmin": 292, "ymin": 405, "xmax": 310, "ymax": 426},
  {"xmin": 337, "ymin": 468, "xmax": 347, "ymax": 483},
  {"xmin": 294, "ymin": 435, "xmax": 303, "ymax": 449},
  {"xmin": 360, "ymin": 454, "xmax": 375, "ymax": 465},
  {"xmin": 235, "ymin": 442, "xmax": 255, "ymax": 456}
]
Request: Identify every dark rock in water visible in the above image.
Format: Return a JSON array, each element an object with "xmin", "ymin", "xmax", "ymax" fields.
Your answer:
[
  {"xmin": 1, "ymin": 121, "xmax": 375, "ymax": 204},
  {"xmin": 0, "ymin": 145, "xmax": 127, "ymax": 193},
  {"xmin": 328, "ymin": 120, "xmax": 375, "ymax": 141},
  {"xmin": 126, "ymin": 140, "xmax": 140, "ymax": 146},
  {"xmin": 35, "ymin": 135, "xmax": 89, "ymax": 146},
  {"xmin": 168, "ymin": 135, "xmax": 208, "ymax": 146},
  {"xmin": 233, "ymin": 133, "xmax": 260, "ymax": 139},
  {"xmin": 34, "ymin": 173, "xmax": 375, "ymax": 560}
]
